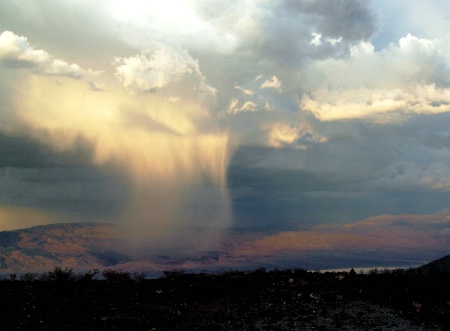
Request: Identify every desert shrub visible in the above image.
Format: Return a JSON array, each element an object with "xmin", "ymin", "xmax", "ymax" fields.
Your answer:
[
  {"xmin": 45, "ymin": 267, "xmax": 75, "ymax": 281},
  {"xmin": 76, "ymin": 269, "xmax": 99, "ymax": 281},
  {"xmin": 292, "ymin": 268, "xmax": 307, "ymax": 275},
  {"xmin": 381, "ymin": 268, "xmax": 391, "ymax": 274},
  {"xmin": 245, "ymin": 267, "xmax": 267, "ymax": 279},
  {"xmin": 163, "ymin": 270, "xmax": 186, "ymax": 279},
  {"xmin": 102, "ymin": 269, "xmax": 131, "ymax": 281},
  {"xmin": 369, "ymin": 268, "xmax": 378, "ymax": 275},
  {"xmin": 391, "ymin": 268, "xmax": 405, "ymax": 275},
  {"xmin": 223, "ymin": 270, "xmax": 245, "ymax": 278},
  {"xmin": 132, "ymin": 272, "xmax": 146, "ymax": 281},
  {"xmin": 37, "ymin": 272, "xmax": 51, "ymax": 281},
  {"xmin": 19, "ymin": 272, "xmax": 38, "ymax": 281}
]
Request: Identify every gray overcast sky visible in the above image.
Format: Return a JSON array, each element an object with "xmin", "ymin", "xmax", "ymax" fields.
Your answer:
[{"xmin": 1, "ymin": 0, "xmax": 450, "ymax": 232}]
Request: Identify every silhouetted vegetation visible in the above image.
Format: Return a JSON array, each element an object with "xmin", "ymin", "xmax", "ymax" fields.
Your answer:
[
  {"xmin": 76, "ymin": 269, "xmax": 99, "ymax": 281},
  {"xmin": 38, "ymin": 267, "xmax": 75, "ymax": 281},
  {"xmin": 369, "ymin": 267, "xmax": 378, "ymax": 275},
  {"xmin": 162, "ymin": 270, "xmax": 186, "ymax": 279},
  {"xmin": 1, "ymin": 266, "xmax": 449, "ymax": 330},
  {"xmin": 102, "ymin": 269, "xmax": 131, "ymax": 281},
  {"xmin": 132, "ymin": 271, "xmax": 146, "ymax": 281},
  {"xmin": 19, "ymin": 272, "xmax": 38, "ymax": 281},
  {"xmin": 3, "ymin": 261, "xmax": 450, "ymax": 283}
]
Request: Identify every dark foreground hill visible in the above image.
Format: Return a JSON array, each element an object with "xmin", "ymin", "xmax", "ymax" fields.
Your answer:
[
  {"xmin": 417, "ymin": 255, "xmax": 450, "ymax": 273},
  {"xmin": 1, "ymin": 268, "xmax": 449, "ymax": 331}
]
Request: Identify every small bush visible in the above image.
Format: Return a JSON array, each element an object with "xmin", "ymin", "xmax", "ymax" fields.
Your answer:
[
  {"xmin": 292, "ymin": 268, "xmax": 307, "ymax": 275},
  {"xmin": 392, "ymin": 268, "xmax": 405, "ymax": 275},
  {"xmin": 102, "ymin": 269, "xmax": 131, "ymax": 281},
  {"xmin": 19, "ymin": 272, "xmax": 38, "ymax": 281},
  {"xmin": 369, "ymin": 268, "xmax": 379, "ymax": 275},
  {"xmin": 37, "ymin": 272, "xmax": 51, "ymax": 281},
  {"xmin": 45, "ymin": 267, "xmax": 75, "ymax": 281},
  {"xmin": 76, "ymin": 269, "xmax": 99, "ymax": 281},
  {"xmin": 163, "ymin": 270, "xmax": 186, "ymax": 279},
  {"xmin": 381, "ymin": 268, "xmax": 391, "ymax": 274},
  {"xmin": 132, "ymin": 272, "xmax": 146, "ymax": 281}
]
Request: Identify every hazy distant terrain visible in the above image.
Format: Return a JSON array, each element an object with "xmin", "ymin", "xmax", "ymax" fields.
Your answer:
[{"xmin": 1, "ymin": 212, "xmax": 450, "ymax": 274}]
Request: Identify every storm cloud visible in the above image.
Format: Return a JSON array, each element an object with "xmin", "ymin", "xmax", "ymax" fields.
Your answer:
[{"xmin": 1, "ymin": 0, "xmax": 450, "ymax": 240}]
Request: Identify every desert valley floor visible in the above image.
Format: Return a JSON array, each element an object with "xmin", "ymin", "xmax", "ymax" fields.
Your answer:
[{"xmin": 1, "ymin": 268, "xmax": 449, "ymax": 331}]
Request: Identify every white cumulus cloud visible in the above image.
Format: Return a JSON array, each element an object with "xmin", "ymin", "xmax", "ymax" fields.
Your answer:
[
  {"xmin": 114, "ymin": 45, "xmax": 216, "ymax": 105},
  {"xmin": 300, "ymin": 34, "xmax": 450, "ymax": 122},
  {"xmin": 0, "ymin": 31, "xmax": 98, "ymax": 79}
]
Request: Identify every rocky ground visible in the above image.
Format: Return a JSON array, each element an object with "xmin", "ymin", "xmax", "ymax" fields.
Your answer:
[{"xmin": 1, "ymin": 269, "xmax": 449, "ymax": 330}]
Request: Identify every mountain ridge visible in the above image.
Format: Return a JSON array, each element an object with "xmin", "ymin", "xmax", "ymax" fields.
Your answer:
[{"xmin": 1, "ymin": 212, "xmax": 450, "ymax": 273}]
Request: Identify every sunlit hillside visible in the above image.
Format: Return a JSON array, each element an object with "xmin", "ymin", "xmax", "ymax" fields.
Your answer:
[{"xmin": 2, "ymin": 212, "xmax": 450, "ymax": 274}]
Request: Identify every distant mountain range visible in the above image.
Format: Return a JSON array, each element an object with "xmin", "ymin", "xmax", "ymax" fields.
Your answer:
[{"xmin": 1, "ymin": 212, "xmax": 450, "ymax": 274}]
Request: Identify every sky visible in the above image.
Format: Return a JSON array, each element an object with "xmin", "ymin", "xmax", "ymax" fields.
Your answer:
[{"xmin": 1, "ymin": 0, "xmax": 450, "ymax": 235}]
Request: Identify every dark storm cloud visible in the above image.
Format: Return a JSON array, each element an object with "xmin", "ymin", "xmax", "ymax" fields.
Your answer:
[
  {"xmin": 228, "ymin": 142, "xmax": 387, "ymax": 228},
  {"xmin": 0, "ymin": 132, "xmax": 92, "ymax": 168},
  {"xmin": 1, "ymin": 0, "xmax": 450, "ymax": 234},
  {"xmin": 0, "ymin": 133, "xmax": 128, "ymax": 220},
  {"xmin": 229, "ymin": 150, "xmax": 450, "ymax": 229},
  {"xmin": 228, "ymin": 112, "xmax": 450, "ymax": 228},
  {"xmin": 282, "ymin": 0, "xmax": 378, "ymax": 40},
  {"xmin": 260, "ymin": 0, "xmax": 378, "ymax": 64}
]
